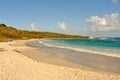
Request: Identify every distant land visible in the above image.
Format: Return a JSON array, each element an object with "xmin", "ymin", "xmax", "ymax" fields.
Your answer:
[{"xmin": 0, "ymin": 24, "xmax": 89, "ymax": 42}]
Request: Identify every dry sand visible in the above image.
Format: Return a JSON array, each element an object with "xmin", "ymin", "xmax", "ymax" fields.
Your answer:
[{"xmin": 0, "ymin": 40, "xmax": 120, "ymax": 80}]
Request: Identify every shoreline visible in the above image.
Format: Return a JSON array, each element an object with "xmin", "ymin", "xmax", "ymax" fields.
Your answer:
[
  {"xmin": 38, "ymin": 38, "xmax": 120, "ymax": 58},
  {"xmin": 26, "ymin": 40, "xmax": 120, "ymax": 73},
  {"xmin": 13, "ymin": 40, "xmax": 94, "ymax": 71},
  {"xmin": 0, "ymin": 39, "xmax": 120, "ymax": 80}
]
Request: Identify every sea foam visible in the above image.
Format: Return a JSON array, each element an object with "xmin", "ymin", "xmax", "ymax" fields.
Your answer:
[{"xmin": 38, "ymin": 39, "xmax": 120, "ymax": 58}]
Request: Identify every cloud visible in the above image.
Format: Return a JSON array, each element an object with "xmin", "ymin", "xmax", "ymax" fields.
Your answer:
[
  {"xmin": 112, "ymin": 0, "xmax": 118, "ymax": 3},
  {"xmin": 30, "ymin": 23, "xmax": 37, "ymax": 31},
  {"xmin": 86, "ymin": 13, "xmax": 120, "ymax": 32},
  {"xmin": 57, "ymin": 22, "xmax": 67, "ymax": 31}
]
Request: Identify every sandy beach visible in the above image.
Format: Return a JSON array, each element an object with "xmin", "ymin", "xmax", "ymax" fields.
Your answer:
[{"xmin": 0, "ymin": 40, "xmax": 120, "ymax": 80}]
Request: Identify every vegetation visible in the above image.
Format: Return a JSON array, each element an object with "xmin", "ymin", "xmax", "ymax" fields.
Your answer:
[{"xmin": 0, "ymin": 24, "xmax": 89, "ymax": 41}]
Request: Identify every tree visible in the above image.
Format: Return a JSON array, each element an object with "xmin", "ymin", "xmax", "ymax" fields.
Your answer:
[{"xmin": 0, "ymin": 24, "xmax": 7, "ymax": 27}]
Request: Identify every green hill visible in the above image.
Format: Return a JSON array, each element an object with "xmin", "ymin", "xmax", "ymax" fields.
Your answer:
[{"xmin": 0, "ymin": 24, "xmax": 89, "ymax": 41}]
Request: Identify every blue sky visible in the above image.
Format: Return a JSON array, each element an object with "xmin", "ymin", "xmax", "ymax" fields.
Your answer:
[{"xmin": 0, "ymin": 0, "xmax": 120, "ymax": 37}]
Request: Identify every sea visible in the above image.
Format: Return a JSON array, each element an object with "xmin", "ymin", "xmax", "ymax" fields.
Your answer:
[
  {"xmin": 28, "ymin": 37, "xmax": 120, "ymax": 73},
  {"xmin": 38, "ymin": 37, "xmax": 120, "ymax": 57}
]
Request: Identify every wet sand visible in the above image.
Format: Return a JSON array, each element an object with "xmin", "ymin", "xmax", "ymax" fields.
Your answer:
[{"xmin": 26, "ymin": 40, "xmax": 120, "ymax": 73}]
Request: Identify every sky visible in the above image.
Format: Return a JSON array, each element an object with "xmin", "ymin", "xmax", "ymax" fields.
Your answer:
[{"xmin": 0, "ymin": 0, "xmax": 120, "ymax": 37}]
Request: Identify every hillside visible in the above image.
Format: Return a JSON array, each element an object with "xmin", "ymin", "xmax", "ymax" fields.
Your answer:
[{"xmin": 0, "ymin": 24, "xmax": 89, "ymax": 41}]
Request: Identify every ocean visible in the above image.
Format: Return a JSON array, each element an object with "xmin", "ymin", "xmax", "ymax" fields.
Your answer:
[
  {"xmin": 38, "ymin": 37, "xmax": 120, "ymax": 57},
  {"xmin": 27, "ymin": 37, "xmax": 120, "ymax": 73}
]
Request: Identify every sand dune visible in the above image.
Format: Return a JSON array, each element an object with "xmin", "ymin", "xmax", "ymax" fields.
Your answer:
[{"xmin": 0, "ymin": 40, "xmax": 120, "ymax": 80}]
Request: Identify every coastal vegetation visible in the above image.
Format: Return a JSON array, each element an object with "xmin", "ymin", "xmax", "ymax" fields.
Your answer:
[{"xmin": 0, "ymin": 24, "xmax": 89, "ymax": 42}]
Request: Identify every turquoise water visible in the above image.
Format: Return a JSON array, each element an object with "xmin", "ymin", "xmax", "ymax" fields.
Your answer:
[
  {"xmin": 49, "ymin": 38, "xmax": 120, "ymax": 48},
  {"xmin": 39, "ymin": 37, "xmax": 120, "ymax": 57}
]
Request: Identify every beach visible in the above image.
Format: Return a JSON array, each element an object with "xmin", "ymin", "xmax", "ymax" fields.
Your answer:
[{"xmin": 0, "ymin": 40, "xmax": 120, "ymax": 80}]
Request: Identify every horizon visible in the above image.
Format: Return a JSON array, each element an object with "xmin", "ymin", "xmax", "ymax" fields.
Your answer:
[{"xmin": 0, "ymin": 0, "xmax": 120, "ymax": 37}]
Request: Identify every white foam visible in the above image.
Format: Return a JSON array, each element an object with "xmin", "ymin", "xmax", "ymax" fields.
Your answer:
[
  {"xmin": 38, "ymin": 40, "xmax": 120, "ymax": 58},
  {"xmin": 99, "ymin": 37, "xmax": 108, "ymax": 40}
]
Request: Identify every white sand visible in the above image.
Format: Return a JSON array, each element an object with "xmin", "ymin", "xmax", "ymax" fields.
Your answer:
[{"xmin": 0, "ymin": 40, "xmax": 120, "ymax": 80}]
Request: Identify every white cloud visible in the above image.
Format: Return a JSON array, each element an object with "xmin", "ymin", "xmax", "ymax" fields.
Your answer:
[
  {"xmin": 30, "ymin": 23, "xmax": 37, "ymax": 31},
  {"xmin": 86, "ymin": 13, "xmax": 120, "ymax": 32},
  {"xmin": 112, "ymin": 0, "xmax": 118, "ymax": 3},
  {"xmin": 57, "ymin": 22, "xmax": 67, "ymax": 31}
]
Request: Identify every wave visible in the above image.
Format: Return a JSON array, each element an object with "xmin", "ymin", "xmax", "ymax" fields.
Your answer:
[
  {"xmin": 38, "ymin": 40, "xmax": 120, "ymax": 58},
  {"xmin": 99, "ymin": 37, "xmax": 108, "ymax": 40},
  {"xmin": 99, "ymin": 37, "xmax": 120, "ymax": 42}
]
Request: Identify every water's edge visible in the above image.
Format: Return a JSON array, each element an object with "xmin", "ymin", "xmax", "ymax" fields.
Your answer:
[
  {"xmin": 27, "ymin": 40, "xmax": 120, "ymax": 73},
  {"xmin": 38, "ymin": 38, "xmax": 120, "ymax": 58}
]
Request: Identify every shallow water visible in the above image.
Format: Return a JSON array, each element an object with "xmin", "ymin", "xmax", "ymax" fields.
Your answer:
[
  {"xmin": 38, "ymin": 38, "xmax": 120, "ymax": 57},
  {"xmin": 27, "ymin": 39, "xmax": 120, "ymax": 73}
]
